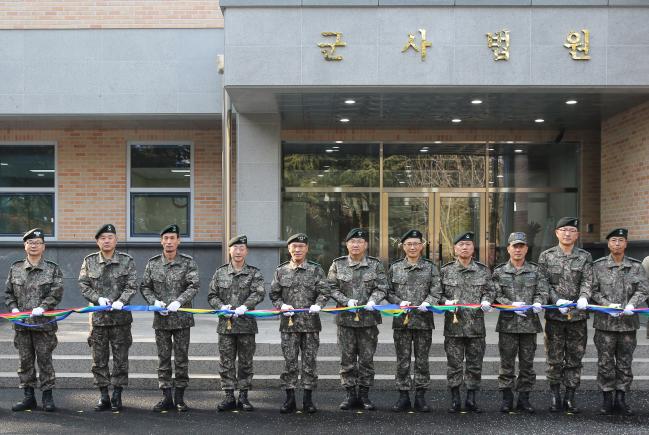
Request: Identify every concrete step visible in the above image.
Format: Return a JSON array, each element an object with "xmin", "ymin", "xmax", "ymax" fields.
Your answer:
[{"xmin": 2, "ymin": 354, "xmax": 649, "ymax": 377}]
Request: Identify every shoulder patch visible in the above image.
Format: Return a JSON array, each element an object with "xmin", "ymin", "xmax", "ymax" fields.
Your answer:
[
  {"xmin": 493, "ymin": 262, "xmax": 506, "ymax": 270},
  {"xmin": 441, "ymin": 261, "xmax": 455, "ymax": 269},
  {"xmin": 116, "ymin": 251, "xmax": 133, "ymax": 259},
  {"xmin": 474, "ymin": 260, "xmax": 487, "ymax": 268},
  {"xmin": 179, "ymin": 253, "xmax": 193, "ymax": 260},
  {"xmin": 333, "ymin": 256, "xmax": 347, "ymax": 262},
  {"xmin": 421, "ymin": 257, "xmax": 434, "ymax": 263},
  {"xmin": 44, "ymin": 259, "xmax": 60, "ymax": 267},
  {"xmin": 84, "ymin": 252, "xmax": 99, "ymax": 260},
  {"xmin": 216, "ymin": 263, "xmax": 229, "ymax": 270},
  {"xmin": 148, "ymin": 254, "xmax": 162, "ymax": 261},
  {"xmin": 389, "ymin": 257, "xmax": 405, "ymax": 266},
  {"xmin": 277, "ymin": 260, "xmax": 290, "ymax": 268},
  {"xmin": 245, "ymin": 264, "xmax": 260, "ymax": 271},
  {"xmin": 307, "ymin": 260, "xmax": 321, "ymax": 267},
  {"xmin": 366, "ymin": 255, "xmax": 381, "ymax": 262},
  {"xmin": 593, "ymin": 257, "xmax": 607, "ymax": 264},
  {"xmin": 627, "ymin": 256, "xmax": 642, "ymax": 264},
  {"xmin": 527, "ymin": 261, "xmax": 538, "ymax": 266},
  {"xmin": 11, "ymin": 259, "xmax": 24, "ymax": 266}
]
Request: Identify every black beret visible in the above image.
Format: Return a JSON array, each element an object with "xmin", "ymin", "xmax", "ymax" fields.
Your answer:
[
  {"xmin": 345, "ymin": 228, "xmax": 369, "ymax": 242},
  {"xmin": 555, "ymin": 217, "xmax": 579, "ymax": 229},
  {"xmin": 95, "ymin": 224, "xmax": 116, "ymax": 239},
  {"xmin": 228, "ymin": 234, "xmax": 248, "ymax": 247},
  {"xmin": 606, "ymin": 228, "xmax": 628, "ymax": 239},
  {"xmin": 160, "ymin": 224, "xmax": 180, "ymax": 236},
  {"xmin": 453, "ymin": 231, "xmax": 474, "ymax": 245},
  {"xmin": 401, "ymin": 229, "xmax": 424, "ymax": 243},
  {"xmin": 286, "ymin": 233, "xmax": 308, "ymax": 246},
  {"xmin": 23, "ymin": 228, "xmax": 45, "ymax": 242}
]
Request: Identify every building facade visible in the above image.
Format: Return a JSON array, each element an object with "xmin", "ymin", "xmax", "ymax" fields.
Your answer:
[{"xmin": 1, "ymin": 0, "xmax": 649, "ymax": 307}]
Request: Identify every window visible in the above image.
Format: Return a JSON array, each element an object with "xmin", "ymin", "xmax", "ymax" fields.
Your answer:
[
  {"xmin": 0, "ymin": 144, "xmax": 56, "ymax": 238},
  {"xmin": 128, "ymin": 143, "xmax": 192, "ymax": 238}
]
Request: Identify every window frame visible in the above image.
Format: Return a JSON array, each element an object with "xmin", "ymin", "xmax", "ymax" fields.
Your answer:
[
  {"xmin": 0, "ymin": 141, "xmax": 57, "ymax": 241},
  {"xmin": 126, "ymin": 140, "xmax": 194, "ymax": 241}
]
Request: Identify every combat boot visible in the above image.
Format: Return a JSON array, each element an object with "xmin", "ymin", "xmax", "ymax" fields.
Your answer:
[
  {"xmin": 42, "ymin": 389, "xmax": 56, "ymax": 412},
  {"xmin": 414, "ymin": 389, "xmax": 430, "ymax": 413},
  {"xmin": 465, "ymin": 389, "xmax": 481, "ymax": 413},
  {"xmin": 500, "ymin": 388, "xmax": 514, "ymax": 413},
  {"xmin": 549, "ymin": 384, "xmax": 562, "ymax": 412},
  {"xmin": 563, "ymin": 387, "xmax": 579, "ymax": 414},
  {"xmin": 12, "ymin": 387, "xmax": 37, "ymax": 412},
  {"xmin": 302, "ymin": 389, "xmax": 317, "ymax": 414},
  {"xmin": 358, "ymin": 386, "xmax": 376, "ymax": 411},
  {"xmin": 448, "ymin": 387, "xmax": 461, "ymax": 413},
  {"xmin": 614, "ymin": 390, "xmax": 633, "ymax": 416},
  {"xmin": 153, "ymin": 388, "xmax": 175, "ymax": 412},
  {"xmin": 339, "ymin": 386, "xmax": 358, "ymax": 410},
  {"xmin": 174, "ymin": 387, "xmax": 188, "ymax": 412},
  {"xmin": 94, "ymin": 386, "xmax": 111, "ymax": 412},
  {"xmin": 392, "ymin": 390, "xmax": 411, "ymax": 412},
  {"xmin": 111, "ymin": 386, "xmax": 123, "ymax": 412},
  {"xmin": 279, "ymin": 389, "xmax": 296, "ymax": 414},
  {"xmin": 217, "ymin": 389, "xmax": 237, "ymax": 412},
  {"xmin": 599, "ymin": 391, "xmax": 613, "ymax": 415},
  {"xmin": 237, "ymin": 390, "xmax": 254, "ymax": 412},
  {"xmin": 516, "ymin": 391, "xmax": 534, "ymax": 414}
]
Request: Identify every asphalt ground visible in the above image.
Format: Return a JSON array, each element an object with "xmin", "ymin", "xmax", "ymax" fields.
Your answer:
[{"xmin": 0, "ymin": 388, "xmax": 648, "ymax": 434}]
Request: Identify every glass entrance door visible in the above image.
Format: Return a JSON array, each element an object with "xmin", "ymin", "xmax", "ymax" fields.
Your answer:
[{"xmin": 382, "ymin": 191, "xmax": 486, "ymax": 266}]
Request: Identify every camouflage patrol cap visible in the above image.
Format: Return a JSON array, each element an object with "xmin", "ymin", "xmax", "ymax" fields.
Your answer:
[
  {"xmin": 95, "ymin": 223, "xmax": 116, "ymax": 239},
  {"xmin": 453, "ymin": 231, "xmax": 474, "ymax": 245},
  {"xmin": 507, "ymin": 232, "xmax": 527, "ymax": 245},
  {"xmin": 160, "ymin": 224, "xmax": 180, "ymax": 236},
  {"xmin": 401, "ymin": 229, "xmax": 424, "ymax": 243},
  {"xmin": 345, "ymin": 228, "xmax": 369, "ymax": 242},
  {"xmin": 555, "ymin": 217, "xmax": 579, "ymax": 229},
  {"xmin": 228, "ymin": 234, "xmax": 248, "ymax": 247},
  {"xmin": 23, "ymin": 228, "xmax": 45, "ymax": 242},
  {"xmin": 606, "ymin": 228, "xmax": 628, "ymax": 240},
  {"xmin": 286, "ymin": 233, "xmax": 308, "ymax": 246}
]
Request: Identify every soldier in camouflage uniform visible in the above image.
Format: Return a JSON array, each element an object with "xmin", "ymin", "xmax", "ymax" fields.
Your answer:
[
  {"xmin": 208, "ymin": 234, "xmax": 266, "ymax": 412},
  {"xmin": 492, "ymin": 232, "xmax": 548, "ymax": 414},
  {"xmin": 5, "ymin": 228, "xmax": 63, "ymax": 412},
  {"xmin": 270, "ymin": 233, "xmax": 330, "ymax": 414},
  {"xmin": 440, "ymin": 231, "xmax": 494, "ymax": 414},
  {"xmin": 140, "ymin": 224, "xmax": 200, "ymax": 413},
  {"xmin": 591, "ymin": 228, "xmax": 649, "ymax": 416},
  {"xmin": 79, "ymin": 224, "xmax": 137, "ymax": 412},
  {"xmin": 328, "ymin": 228, "xmax": 389, "ymax": 411},
  {"xmin": 386, "ymin": 229, "xmax": 441, "ymax": 413},
  {"xmin": 538, "ymin": 217, "xmax": 593, "ymax": 414}
]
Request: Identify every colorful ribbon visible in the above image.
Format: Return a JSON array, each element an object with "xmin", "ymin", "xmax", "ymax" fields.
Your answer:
[{"xmin": 1, "ymin": 303, "xmax": 647, "ymax": 328}]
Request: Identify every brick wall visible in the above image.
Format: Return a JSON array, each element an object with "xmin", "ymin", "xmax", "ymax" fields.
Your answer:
[
  {"xmin": 0, "ymin": 128, "xmax": 222, "ymax": 241},
  {"xmin": 0, "ymin": 1, "xmax": 223, "ymax": 29},
  {"xmin": 601, "ymin": 101, "xmax": 649, "ymax": 241}
]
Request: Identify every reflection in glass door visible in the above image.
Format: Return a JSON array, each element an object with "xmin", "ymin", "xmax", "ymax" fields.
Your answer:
[
  {"xmin": 436, "ymin": 193, "xmax": 484, "ymax": 265},
  {"xmin": 384, "ymin": 194, "xmax": 432, "ymax": 262}
]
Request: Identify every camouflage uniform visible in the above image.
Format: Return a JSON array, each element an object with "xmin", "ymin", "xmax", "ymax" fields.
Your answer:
[
  {"xmin": 538, "ymin": 246, "xmax": 593, "ymax": 389},
  {"xmin": 79, "ymin": 251, "xmax": 137, "ymax": 388},
  {"xmin": 140, "ymin": 253, "xmax": 200, "ymax": 389},
  {"xmin": 5, "ymin": 258, "xmax": 64, "ymax": 391},
  {"xmin": 328, "ymin": 256, "xmax": 389, "ymax": 388},
  {"xmin": 386, "ymin": 257, "xmax": 441, "ymax": 391},
  {"xmin": 440, "ymin": 259, "xmax": 494, "ymax": 390},
  {"xmin": 591, "ymin": 255, "xmax": 649, "ymax": 392},
  {"xmin": 208, "ymin": 263, "xmax": 266, "ymax": 391},
  {"xmin": 270, "ymin": 260, "xmax": 330, "ymax": 390},
  {"xmin": 493, "ymin": 261, "xmax": 548, "ymax": 392}
]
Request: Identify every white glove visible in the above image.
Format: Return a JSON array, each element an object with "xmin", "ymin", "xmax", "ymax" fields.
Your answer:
[
  {"xmin": 623, "ymin": 304, "xmax": 635, "ymax": 316},
  {"xmin": 576, "ymin": 297, "xmax": 589, "ymax": 310},
  {"xmin": 417, "ymin": 301, "xmax": 430, "ymax": 312},
  {"xmin": 309, "ymin": 304, "xmax": 321, "ymax": 313},
  {"xmin": 556, "ymin": 299, "xmax": 572, "ymax": 315},
  {"xmin": 532, "ymin": 302, "xmax": 543, "ymax": 314},
  {"xmin": 98, "ymin": 297, "xmax": 110, "ymax": 306},
  {"xmin": 281, "ymin": 304, "xmax": 294, "ymax": 317},
  {"xmin": 220, "ymin": 304, "xmax": 233, "ymax": 318},
  {"xmin": 154, "ymin": 300, "xmax": 166, "ymax": 309},
  {"xmin": 234, "ymin": 305, "xmax": 248, "ymax": 316},
  {"xmin": 11, "ymin": 308, "xmax": 20, "ymax": 313},
  {"xmin": 444, "ymin": 299, "xmax": 457, "ymax": 306},
  {"xmin": 347, "ymin": 299, "xmax": 358, "ymax": 308},
  {"xmin": 512, "ymin": 301, "xmax": 526, "ymax": 317},
  {"xmin": 31, "ymin": 307, "xmax": 44, "ymax": 317},
  {"xmin": 111, "ymin": 301, "xmax": 124, "ymax": 310},
  {"xmin": 167, "ymin": 301, "xmax": 181, "ymax": 312},
  {"xmin": 481, "ymin": 300, "xmax": 493, "ymax": 312},
  {"xmin": 608, "ymin": 303, "xmax": 622, "ymax": 317},
  {"xmin": 364, "ymin": 300, "xmax": 376, "ymax": 311},
  {"xmin": 399, "ymin": 301, "xmax": 411, "ymax": 308}
]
